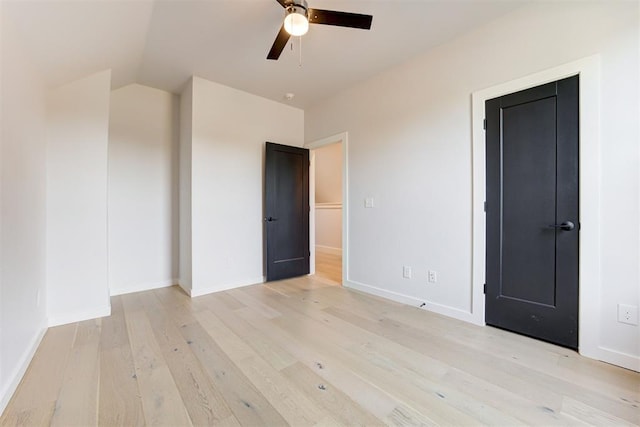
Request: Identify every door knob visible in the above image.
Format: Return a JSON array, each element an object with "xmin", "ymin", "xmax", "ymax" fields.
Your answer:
[
  {"xmin": 265, "ymin": 217, "xmax": 278, "ymax": 222},
  {"xmin": 548, "ymin": 221, "xmax": 575, "ymax": 231}
]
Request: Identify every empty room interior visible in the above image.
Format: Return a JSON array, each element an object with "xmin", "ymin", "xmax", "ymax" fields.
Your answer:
[{"xmin": 1, "ymin": 0, "xmax": 639, "ymax": 425}]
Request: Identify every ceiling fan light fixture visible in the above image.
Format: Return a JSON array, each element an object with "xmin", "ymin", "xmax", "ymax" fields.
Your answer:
[{"xmin": 284, "ymin": 4, "xmax": 309, "ymax": 36}]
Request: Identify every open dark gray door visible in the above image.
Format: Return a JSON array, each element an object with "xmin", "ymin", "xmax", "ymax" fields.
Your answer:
[
  {"xmin": 264, "ymin": 142, "xmax": 310, "ymax": 281},
  {"xmin": 485, "ymin": 75, "xmax": 579, "ymax": 349}
]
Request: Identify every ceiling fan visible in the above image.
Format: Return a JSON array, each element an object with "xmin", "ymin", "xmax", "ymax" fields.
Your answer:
[{"xmin": 267, "ymin": 0, "xmax": 373, "ymax": 60}]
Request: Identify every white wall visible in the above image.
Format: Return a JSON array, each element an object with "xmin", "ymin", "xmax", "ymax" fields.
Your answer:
[
  {"xmin": 108, "ymin": 84, "xmax": 179, "ymax": 295},
  {"xmin": 0, "ymin": 12, "xmax": 49, "ymax": 414},
  {"xmin": 305, "ymin": 1, "xmax": 639, "ymax": 367},
  {"xmin": 46, "ymin": 70, "xmax": 112, "ymax": 326},
  {"xmin": 179, "ymin": 79, "xmax": 193, "ymax": 292},
  {"xmin": 315, "ymin": 142, "xmax": 342, "ymax": 203},
  {"xmin": 315, "ymin": 207, "xmax": 342, "ymax": 252},
  {"xmin": 186, "ymin": 76, "xmax": 304, "ymax": 296}
]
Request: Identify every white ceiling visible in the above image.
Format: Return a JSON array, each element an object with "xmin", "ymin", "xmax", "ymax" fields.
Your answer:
[{"xmin": 4, "ymin": 0, "xmax": 526, "ymax": 108}]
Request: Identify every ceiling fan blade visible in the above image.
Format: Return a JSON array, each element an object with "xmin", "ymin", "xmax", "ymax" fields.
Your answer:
[
  {"xmin": 308, "ymin": 8, "xmax": 373, "ymax": 30},
  {"xmin": 267, "ymin": 24, "xmax": 291, "ymax": 60},
  {"xmin": 276, "ymin": 0, "xmax": 294, "ymax": 8}
]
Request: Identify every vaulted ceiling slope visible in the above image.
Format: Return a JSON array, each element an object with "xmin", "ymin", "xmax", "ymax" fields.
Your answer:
[{"xmin": 3, "ymin": 0, "xmax": 525, "ymax": 108}]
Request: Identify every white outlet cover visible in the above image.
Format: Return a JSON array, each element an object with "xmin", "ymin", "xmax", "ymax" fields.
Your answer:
[
  {"xmin": 618, "ymin": 304, "xmax": 639, "ymax": 326},
  {"xmin": 428, "ymin": 270, "xmax": 437, "ymax": 283},
  {"xmin": 403, "ymin": 266, "xmax": 412, "ymax": 279},
  {"xmin": 365, "ymin": 197, "xmax": 374, "ymax": 208}
]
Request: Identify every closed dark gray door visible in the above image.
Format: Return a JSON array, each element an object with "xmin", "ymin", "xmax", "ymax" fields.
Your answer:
[
  {"xmin": 264, "ymin": 142, "xmax": 310, "ymax": 281},
  {"xmin": 485, "ymin": 75, "xmax": 579, "ymax": 349}
]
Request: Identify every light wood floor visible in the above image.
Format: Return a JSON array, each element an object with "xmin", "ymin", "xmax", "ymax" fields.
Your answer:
[
  {"xmin": 314, "ymin": 250, "xmax": 342, "ymax": 284},
  {"xmin": 2, "ymin": 276, "xmax": 638, "ymax": 426}
]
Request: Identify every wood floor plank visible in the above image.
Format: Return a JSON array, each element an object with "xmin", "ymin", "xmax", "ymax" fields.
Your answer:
[
  {"xmin": 265, "ymin": 301, "xmax": 500, "ymax": 425},
  {"xmin": 178, "ymin": 321, "xmax": 289, "ymax": 426},
  {"xmin": 152, "ymin": 286, "xmax": 203, "ymax": 327},
  {"xmin": 328, "ymin": 303, "xmax": 640, "ymax": 423},
  {"xmin": 99, "ymin": 345, "xmax": 145, "ymax": 426},
  {"xmin": 143, "ymin": 293, "xmax": 236, "ymax": 426},
  {"xmin": 51, "ymin": 319, "xmax": 101, "ymax": 426},
  {"xmin": 200, "ymin": 294, "xmax": 298, "ymax": 371},
  {"xmin": 234, "ymin": 305, "xmax": 401, "ymax": 420},
  {"xmin": 280, "ymin": 362, "xmax": 384, "ymax": 427},
  {"xmin": 225, "ymin": 287, "xmax": 282, "ymax": 319},
  {"xmin": 124, "ymin": 309, "xmax": 193, "ymax": 426},
  {"xmin": 383, "ymin": 404, "xmax": 440, "ymax": 427},
  {"xmin": 264, "ymin": 282, "xmax": 592, "ymax": 422},
  {"xmin": 314, "ymin": 249, "xmax": 342, "ymax": 284},
  {"xmin": 0, "ymin": 400, "xmax": 56, "ymax": 427},
  {"xmin": 193, "ymin": 290, "xmax": 247, "ymax": 311},
  {"xmin": 98, "ymin": 298, "xmax": 145, "ymax": 426},
  {"xmin": 195, "ymin": 309, "xmax": 328, "ymax": 425},
  {"xmin": 380, "ymin": 300, "xmax": 638, "ymax": 399},
  {"xmin": 560, "ymin": 396, "xmax": 638, "ymax": 426}
]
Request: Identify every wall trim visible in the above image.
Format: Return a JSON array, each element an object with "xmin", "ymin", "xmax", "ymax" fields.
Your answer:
[
  {"xmin": 345, "ymin": 280, "xmax": 476, "ymax": 324},
  {"xmin": 316, "ymin": 202, "xmax": 342, "ymax": 210},
  {"xmin": 110, "ymin": 279, "xmax": 177, "ymax": 296},
  {"xmin": 48, "ymin": 305, "xmax": 111, "ymax": 327},
  {"xmin": 0, "ymin": 325, "xmax": 47, "ymax": 415},
  {"xmin": 593, "ymin": 347, "xmax": 640, "ymax": 372},
  {"xmin": 188, "ymin": 276, "xmax": 265, "ymax": 298},
  {"xmin": 305, "ymin": 131, "xmax": 349, "ymax": 283},
  {"xmin": 471, "ymin": 55, "xmax": 606, "ymax": 363},
  {"xmin": 315, "ymin": 245, "xmax": 342, "ymax": 256}
]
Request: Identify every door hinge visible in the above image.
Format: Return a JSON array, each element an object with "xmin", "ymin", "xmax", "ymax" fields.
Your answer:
[
  {"xmin": 483, "ymin": 283, "xmax": 487, "ymax": 294},
  {"xmin": 483, "ymin": 118, "xmax": 487, "ymax": 130},
  {"xmin": 484, "ymin": 201, "xmax": 487, "ymax": 212}
]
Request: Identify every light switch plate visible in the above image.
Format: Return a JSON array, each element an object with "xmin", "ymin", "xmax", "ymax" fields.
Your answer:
[{"xmin": 365, "ymin": 197, "xmax": 374, "ymax": 208}]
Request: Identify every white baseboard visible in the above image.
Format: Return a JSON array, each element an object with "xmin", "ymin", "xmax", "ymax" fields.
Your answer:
[
  {"xmin": 0, "ymin": 325, "xmax": 47, "ymax": 415},
  {"xmin": 589, "ymin": 346, "xmax": 640, "ymax": 372},
  {"xmin": 48, "ymin": 305, "xmax": 111, "ymax": 327},
  {"xmin": 315, "ymin": 245, "xmax": 342, "ymax": 256},
  {"xmin": 110, "ymin": 279, "xmax": 176, "ymax": 296},
  {"xmin": 189, "ymin": 276, "xmax": 265, "ymax": 298},
  {"xmin": 344, "ymin": 279, "xmax": 477, "ymax": 324}
]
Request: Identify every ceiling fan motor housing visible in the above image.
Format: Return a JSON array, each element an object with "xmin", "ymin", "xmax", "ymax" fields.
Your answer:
[{"xmin": 286, "ymin": 0, "xmax": 308, "ymax": 18}]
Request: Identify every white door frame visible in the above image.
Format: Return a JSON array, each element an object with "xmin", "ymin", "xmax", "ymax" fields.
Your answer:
[
  {"xmin": 305, "ymin": 132, "xmax": 348, "ymax": 284},
  {"xmin": 471, "ymin": 55, "xmax": 611, "ymax": 364}
]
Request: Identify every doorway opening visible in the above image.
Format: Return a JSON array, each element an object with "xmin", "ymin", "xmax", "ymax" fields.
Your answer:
[
  {"xmin": 312, "ymin": 142, "xmax": 342, "ymax": 284},
  {"xmin": 306, "ymin": 132, "xmax": 348, "ymax": 286}
]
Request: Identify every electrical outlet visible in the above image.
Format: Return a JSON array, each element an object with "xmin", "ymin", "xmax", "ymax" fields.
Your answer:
[
  {"xmin": 618, "ymin": 304, "xmax": 638, "ymax": 325},
  {"xmin": 403, "ymin": 266, "xmax": 412, "ymax": 279},
  {"xmin": 365, "ymin": 197, "xmax": 374, "ymax": 208},
  {"xmin": 428, "ymin": 270, "xmax": 437, "ymax": 283}
]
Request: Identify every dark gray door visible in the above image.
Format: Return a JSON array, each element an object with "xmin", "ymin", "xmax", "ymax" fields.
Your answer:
[
  {"xmin": 485, "ymin": 75, "xmax": 579, "ymax": 349},
  {"xmin": 264, "ymin": 142, "xmax": 310, "ymax": 281}
]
